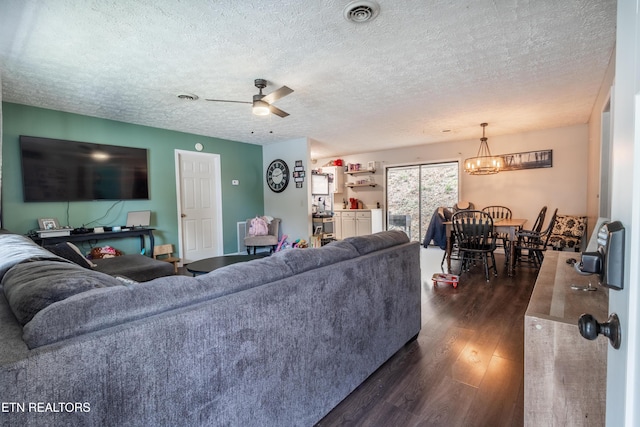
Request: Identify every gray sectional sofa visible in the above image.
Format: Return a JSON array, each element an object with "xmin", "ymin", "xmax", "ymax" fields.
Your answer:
[{"xmin": 0, "ymin": 230, "xmax": 421, "ymax": 427}]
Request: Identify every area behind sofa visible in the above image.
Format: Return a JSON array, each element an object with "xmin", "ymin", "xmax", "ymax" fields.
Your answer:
[{"xmin": 0, "ymin": 230, "xmax": 420, "ymax": 426}]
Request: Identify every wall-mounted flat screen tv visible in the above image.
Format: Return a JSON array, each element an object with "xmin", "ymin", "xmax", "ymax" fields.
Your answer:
[{"xmin": 20, "ymin": 135, "xmax": 149, "ymax": 202}]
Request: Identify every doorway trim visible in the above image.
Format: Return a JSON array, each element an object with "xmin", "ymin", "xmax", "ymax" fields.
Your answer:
[
  {"xmin": 174, "ymin": 149, "xmax": 223, "ymax": 261},
  {"xmin": 600, "ymin": 93, "xmax": 613, "ymax": 218}
]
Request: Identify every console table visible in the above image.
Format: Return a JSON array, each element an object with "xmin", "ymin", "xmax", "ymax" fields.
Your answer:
[
  {"xmin": 34, "ymin": 228, "xmax": 155, "ymax": 255},
  {"xmin": 524, "ymin": 250, "xmax": 608, "ymax": 426}
]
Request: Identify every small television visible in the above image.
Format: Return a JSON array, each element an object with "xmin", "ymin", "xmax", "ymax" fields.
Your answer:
[{"xmin": 20, "ymin": 135, "xmax": 149, "ymax": 202}]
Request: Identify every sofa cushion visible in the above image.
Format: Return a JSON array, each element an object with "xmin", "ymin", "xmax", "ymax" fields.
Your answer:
[
  {"xmin": 45, "ymin": 242, "xmax": 97, "ymax": 268},
  {"xmin": 274, "ymin": 239, "xmax": 359, "ymax": 275},
  {"xmin": 2, "ymin": 260, "xmax": 122, "ymax": 325},
  {"xmin": 92, "ymin": 254, "xmax": 174, "ymax": 282},
  {"xmin": 0, "ymin": 233, "xmax": 63, "ymax": 281},
  {"xmin": 343, "ymin": 230, "xmax": 410, "ymax": 255}
]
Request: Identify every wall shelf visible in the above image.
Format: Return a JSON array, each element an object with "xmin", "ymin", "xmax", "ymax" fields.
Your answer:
[
  {"xmin": 346, "ymin": 169, "xmax": 376, "ymax": 175},
  {"xmin": 346, "ymin": 183, "xmax": 378, "ymax": 188}
]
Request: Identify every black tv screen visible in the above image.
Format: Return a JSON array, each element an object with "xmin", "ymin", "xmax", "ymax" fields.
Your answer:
[{"xmin": 20, "ymin": 135, "xmax": 149, "ymax": 202}]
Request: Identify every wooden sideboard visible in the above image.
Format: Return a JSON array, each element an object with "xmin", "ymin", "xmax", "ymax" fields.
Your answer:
[{"xmin": 524, "ymin": 250, "xmax": 609, "ymax": 426}]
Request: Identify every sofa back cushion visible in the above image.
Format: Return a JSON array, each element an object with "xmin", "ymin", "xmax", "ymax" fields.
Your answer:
[
  {"xmin": 274, "ymin": 239, "xmax": 359, "ymax": 275},
  {"xmin": 2, "ymin": 260, "xmax": 123, "ymax": 325},
  {"xmin": 18, "ymin": 231, "xmax": 408, "ymax": 349},
  {"xmin": 21, "ymin": 254, "xmax": 295, "ymax": 348},
  {"xmin": 343, "ymin": 230, "xmax": 410, "ymax": 255}
]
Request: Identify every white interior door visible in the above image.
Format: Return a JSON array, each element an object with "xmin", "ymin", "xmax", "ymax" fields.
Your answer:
[
  {"xmin": 175, "ymin": 150, "xmax": 223, "ymax": 263},
  {"xmin": 605, "ymin": 2, "xmax": 640, "ymax": 425}
]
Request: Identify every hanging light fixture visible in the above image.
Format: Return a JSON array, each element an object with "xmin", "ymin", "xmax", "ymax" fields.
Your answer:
[{"xmin": 464, "ymin": 123, "xmax": 503, "ymax": 175}]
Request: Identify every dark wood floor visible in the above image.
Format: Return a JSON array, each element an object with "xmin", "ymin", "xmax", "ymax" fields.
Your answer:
[{"xmin": 316, "ymin": 247, "xmax": 539, "ymax": 427}]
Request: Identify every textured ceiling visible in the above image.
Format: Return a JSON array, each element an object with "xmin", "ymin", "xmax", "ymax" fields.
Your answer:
[{"xmin": 0, "ymin": 0, "xmax": 617, "ymax": 158}]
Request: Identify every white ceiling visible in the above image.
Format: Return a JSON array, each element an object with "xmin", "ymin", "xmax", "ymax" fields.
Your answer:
[{"xmin": 0, "ymin": 0, "xmax": 617, "ymax": 159}]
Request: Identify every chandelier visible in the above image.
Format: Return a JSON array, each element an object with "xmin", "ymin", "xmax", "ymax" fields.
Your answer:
[{"xmin": 464, "ymin": 123, "xmax": 503, "ymax": 175}]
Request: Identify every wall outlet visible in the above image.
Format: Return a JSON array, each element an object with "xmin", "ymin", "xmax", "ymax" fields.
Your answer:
[{"xmin": 232, "ymin": 180, "xmax": 239, "ymax": 186}]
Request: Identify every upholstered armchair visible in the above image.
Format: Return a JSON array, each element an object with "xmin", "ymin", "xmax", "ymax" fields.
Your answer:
[{"xmin": 244, "ymin": 218, "xmax": 281, "ymax": 254}]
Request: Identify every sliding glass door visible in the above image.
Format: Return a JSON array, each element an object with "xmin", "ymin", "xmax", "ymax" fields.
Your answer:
[{"xmin": 386, "ymin": 162, "xmax": 458, "ymax": 242}]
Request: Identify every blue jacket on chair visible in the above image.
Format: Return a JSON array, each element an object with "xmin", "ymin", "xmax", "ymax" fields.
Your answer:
[{"xmin": 423, "ymin": 207, "xmax": 450, "ymax": 249}]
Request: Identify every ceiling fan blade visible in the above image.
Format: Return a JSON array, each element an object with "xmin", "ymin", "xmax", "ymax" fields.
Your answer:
[
  {"xmin": 262, "ymin": 86, "xmax": 293, "ymax": 104},
  {"xmin": 204, "ymin": 99, "xmax": 251, "ymax": 104},
  {"xmin": 269, "ymin": 105, "xmax": 289, "ymax": 118}
]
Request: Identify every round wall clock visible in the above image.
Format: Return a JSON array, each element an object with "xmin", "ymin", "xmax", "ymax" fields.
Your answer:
[{"xmin": 266, "ymin": 159, "xmax": 290, "ymax": 193}]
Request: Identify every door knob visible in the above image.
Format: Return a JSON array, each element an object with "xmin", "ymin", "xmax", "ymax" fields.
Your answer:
[
  {"xmin": 578, "ymin": 313, "xmax": 621, "ymax": 349},
  {"xmin": 181, "ymin": 213, "xmax": 186, "ymax": 218}
]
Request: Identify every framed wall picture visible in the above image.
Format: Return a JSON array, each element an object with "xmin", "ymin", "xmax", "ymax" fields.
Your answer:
[
  {"xmin": 501, "ymin": 149, "xmax": 552, "ymax": 171},
  {"xmin": 293, "ymin": 159, "xmax": 306, "ymax": 189}
]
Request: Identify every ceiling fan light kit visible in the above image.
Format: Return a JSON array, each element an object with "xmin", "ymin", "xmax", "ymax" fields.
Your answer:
[
  {"xmin": 252, "ymin": 99, "xmax": 270, "ymax": 116},
  {"xmin": 205, "ymin": 78, "xmax": 293, "ymax": 118},
  {"xmin": 464, "ymin": 123, "xmax": 503, "ymax": 175}
]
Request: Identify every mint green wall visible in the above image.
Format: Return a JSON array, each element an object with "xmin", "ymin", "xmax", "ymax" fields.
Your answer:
[{"xmin": 1, "ymin": 102, "xmax": 264, "ymax": 254}]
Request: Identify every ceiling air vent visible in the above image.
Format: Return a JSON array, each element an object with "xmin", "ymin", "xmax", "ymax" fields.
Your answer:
[{"xmin": 343, "ymin": 1, "xmax": 380, "ymax": 23}]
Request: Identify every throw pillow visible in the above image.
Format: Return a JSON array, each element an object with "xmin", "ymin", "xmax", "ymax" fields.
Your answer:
[
  {"xmin": 66, "ymin": 242, "xmax": 97, "ymax": 267},
  {"xmin": 46, "ymin": 242, "xmax": 96, "ymax": 268}
]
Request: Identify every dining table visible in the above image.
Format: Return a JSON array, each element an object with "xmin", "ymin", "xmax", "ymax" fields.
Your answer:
[{"xmin": 443, "ymin": 218, "xmax": 528, "ymax": 277}]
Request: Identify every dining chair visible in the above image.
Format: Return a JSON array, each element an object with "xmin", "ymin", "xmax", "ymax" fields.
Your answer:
[
  {"xmin": 513, "ymin": 205, "xmax": 546, "ymax": 263},
  {"xmin": 452, "ymin": 210, "xmax": 498, "ymax": 282},
  {"xmin": 514, "ymin": 208, "xmax": 558, "ymax": 269},
  {"xmin": 447, "ymin": 202, "xmax": 475, "ymax": 267},
  {"xmin": 481, "ymin": 205, "xmax": 513, "ymax": 257},
  {"xmin": 453, "ymin": 201, "xmax": 475, "ymax": 213},
  {"xmin": 530, "ymin": 206, "xmax": 548, "ymax": 234}
]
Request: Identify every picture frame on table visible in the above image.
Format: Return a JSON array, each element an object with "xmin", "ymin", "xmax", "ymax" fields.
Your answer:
[{"xmin": 38, "ymin": 217, "xmax": 61, "ymax": 230}]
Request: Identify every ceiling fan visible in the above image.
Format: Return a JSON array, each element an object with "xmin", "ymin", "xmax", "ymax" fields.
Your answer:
[{"xmin": 205, "ymin": 79, "xmax": 293, "ymax": 118}]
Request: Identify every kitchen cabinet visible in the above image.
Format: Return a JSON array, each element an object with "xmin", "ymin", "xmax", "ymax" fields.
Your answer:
[
  {"xmin": 317, "ymin": 166, "xmax": 344, "ymax": 194},
  {"xmin": 356, "ymin": 211, "xmax": 372, "ymax": 236},
  {"xmin": 341, "ymin": 211, "xmax": 357, "ymax": 239},
  {"xmin": 334, "ymin": 211, "xmax": 343, "ymax": 240},
  {"xmin": 336, "ymin": 209, "xmax": 382, "ymax": 239}
]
